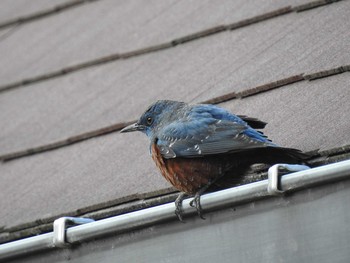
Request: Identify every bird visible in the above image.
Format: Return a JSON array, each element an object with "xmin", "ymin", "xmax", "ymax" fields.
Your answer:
[{"xmin": 120, "ymin": 100, "xmax": 309, "ymax": 220}]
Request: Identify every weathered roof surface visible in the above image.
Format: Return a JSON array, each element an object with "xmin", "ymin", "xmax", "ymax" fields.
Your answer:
[
  {"xmin": 0, "ymin": 0, "xmax": 309, "ymax": 84},
  {"xmin": 0, "ymin": 0, "xmax": 350, "ymax": 240},
  {"xmin": 1, "ymin": 0, "xmax": 349, "ymax": 154}
]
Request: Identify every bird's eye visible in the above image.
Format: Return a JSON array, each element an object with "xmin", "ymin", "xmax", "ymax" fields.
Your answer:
[{"xmin": 146, "ymin": 117, "xmax": 153, "ymax": 125}]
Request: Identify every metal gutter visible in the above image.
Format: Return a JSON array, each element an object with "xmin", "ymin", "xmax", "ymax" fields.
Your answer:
[{"xmin": 1, "ymin": 160, "xmax": 350, "ymax": 260}]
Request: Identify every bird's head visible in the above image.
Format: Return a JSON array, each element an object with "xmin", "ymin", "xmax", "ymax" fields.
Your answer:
[{"xmin": 120, "ymin": 100, "xmax": 185, "ymax": 139}]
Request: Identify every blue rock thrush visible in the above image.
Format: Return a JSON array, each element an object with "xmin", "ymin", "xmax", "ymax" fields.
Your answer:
[{"xmin": 121, "ymin": 100, "xmax": 308, "ymax": 220}]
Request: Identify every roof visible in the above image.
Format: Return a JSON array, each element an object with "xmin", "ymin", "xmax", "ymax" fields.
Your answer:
[{"xmin": 1, "ymin": 0, "xmax": 350, "ymax": 244}]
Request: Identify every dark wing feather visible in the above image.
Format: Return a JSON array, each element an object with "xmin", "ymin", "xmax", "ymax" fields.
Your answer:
[{"xmin": 237, "ymin": 115, "xmax": 267, "ymax": 129}]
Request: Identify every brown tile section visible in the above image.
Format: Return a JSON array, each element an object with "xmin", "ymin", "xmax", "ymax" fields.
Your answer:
[
  {"xmin": 64, "ymin": 53, "xmax": 122, "ymax": 70},
  {"xmin": 0, "ymin": 121, "xmax": 135, "ymax": 162},
  {"xmin": 293, "ymin": 0, "xmax": 342, "ymax": 12},
  {"xmin": 236, "ymin": 74, "xmax": 304, "ymax": 98},
  {"xmin": 303, "ymin": 65, "xmax": 350, "ymax": 80},
  {"xmin": 119, "ymin": 43, "xmax": 174, "ymax": 59},
  {"xmin": 226, "ymin": 6, "xmax": 292, "ymax": 30},
  {"xmin": 201, "ymin": 91, "xmax": 237, "ymax": 104},
  {"xmin": 171, "ymin": 25, "xmax": 227, "ymax": 45}
]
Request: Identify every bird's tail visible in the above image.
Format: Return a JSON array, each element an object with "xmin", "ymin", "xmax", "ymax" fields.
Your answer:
[
  {"xmin": 252, "ymin": 146, "xmax": 312, "ymax": 166},
  {"xmin": 209, "ymin": 146, "xmax": 312, "ymax": 191},
  {"xmin": 226, "ymin": 146, "xmax": 311, "ymax": 167}
]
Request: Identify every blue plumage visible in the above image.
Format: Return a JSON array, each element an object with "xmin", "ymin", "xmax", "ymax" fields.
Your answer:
[{"xmin": 127, "ymin": 100, "xmax": 275, "ymax": 158}]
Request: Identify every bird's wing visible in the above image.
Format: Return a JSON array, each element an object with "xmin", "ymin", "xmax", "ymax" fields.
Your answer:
[{"xmin": 156, "ymin": 106, "xmax": 275, "ymax": 159}]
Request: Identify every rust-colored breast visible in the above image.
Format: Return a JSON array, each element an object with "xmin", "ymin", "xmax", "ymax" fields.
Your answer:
[{"xmin": 151, "ymin": 143, "xmax": 227, "ymax": 194}]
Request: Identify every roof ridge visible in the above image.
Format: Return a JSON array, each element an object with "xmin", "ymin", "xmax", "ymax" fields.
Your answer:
[
  {"xmin": 1, "ymin": 66, "xmax": 349, "ymax": 162},
  {"xmin": 0, "ymin": 0, "xmax": 344, "ymax": 93}
]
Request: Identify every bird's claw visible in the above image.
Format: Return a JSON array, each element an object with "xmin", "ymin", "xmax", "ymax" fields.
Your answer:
[
  {"xmin": 175, "ymin": 193, "xmax": 186, "ymax": 222},
  {"xmin": 189, "ymin": 194, "xmax": 205, "ymax": 220},
  {"xmin": 174, "ymin": 192, "xmax": 206, "ymax": 221},
  {"xmin": 175, "ymin": 206, "xmax": 184, "ymax": 222}
]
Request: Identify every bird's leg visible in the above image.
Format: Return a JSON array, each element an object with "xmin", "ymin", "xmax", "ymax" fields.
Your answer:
[
  {"xmin": 175, "ymin": 192, "xmax": 188, "ymax": 222},
  {"xmin": 189, "ymin": 183, "xmax": 212, "ymax": 220}
]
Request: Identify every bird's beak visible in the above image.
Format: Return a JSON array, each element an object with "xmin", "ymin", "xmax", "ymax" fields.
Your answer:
[{"xmin": 120, "ymin": 123, "xmax": 141, "ymax": 133}]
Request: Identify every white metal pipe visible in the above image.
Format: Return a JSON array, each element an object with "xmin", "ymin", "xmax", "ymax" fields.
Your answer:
[
  {"xmin": 0, "ymin": 233, "xmax": 54, "ymax": 260},
  {"xmin": 1, "ymin": 160, "xmax": 350, "ymax": 260}
]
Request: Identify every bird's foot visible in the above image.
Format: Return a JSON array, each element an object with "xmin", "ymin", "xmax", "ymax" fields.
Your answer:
[
  {"xmin": 189, "ymin": 193, "xmax": 205, "ymax": 220},
  {"xmin": 189, "ymin": 182, "xmax": 214, "ymax": 220},
  {"xmin": 175, "ymin": 192, "xmax": 187, "ymax": 222}
]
